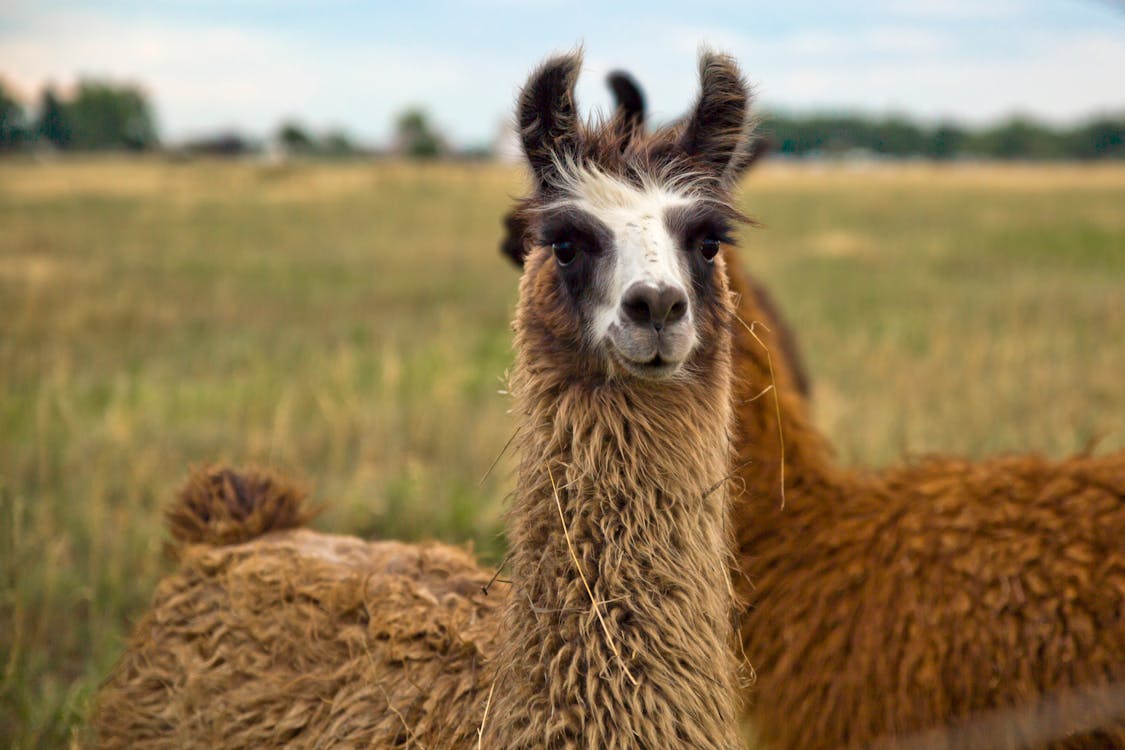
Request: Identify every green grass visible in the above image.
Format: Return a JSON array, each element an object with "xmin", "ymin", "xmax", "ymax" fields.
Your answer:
[
  {"xmin": 1, "ymin": 158, "xmax": 1123, "ymax": 748},
  {"xmin": 738, "ymin": 164, "xmax": 1125, "ymax": 463}
]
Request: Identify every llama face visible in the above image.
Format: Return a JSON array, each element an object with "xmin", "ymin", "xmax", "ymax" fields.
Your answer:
[
  {"xmin": 533, "ymin": 169, "xmax": 735, "ymax": 378},
  {"xmin": 518, "ymin": 51, "xmax": 750, "ymax": 380}
]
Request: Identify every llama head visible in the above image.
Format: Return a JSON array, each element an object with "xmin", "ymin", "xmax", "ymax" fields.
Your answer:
[{"xmin": 515, "ymin": 51, "xmax": 752, "ymax": 382}]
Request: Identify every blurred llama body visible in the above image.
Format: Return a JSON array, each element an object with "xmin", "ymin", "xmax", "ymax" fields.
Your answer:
[{"xmin": 721, "ymin": 248, "xmax": 1125, "ymax": 749}]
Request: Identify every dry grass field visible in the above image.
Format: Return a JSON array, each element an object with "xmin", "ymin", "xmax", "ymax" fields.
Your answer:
[{"xmin": 1, "ymin": 157, "xmax": 1123, "ymax": 747}]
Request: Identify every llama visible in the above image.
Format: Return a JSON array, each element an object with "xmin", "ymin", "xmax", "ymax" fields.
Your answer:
[
  {"xmin": 92, "ymin": 50, "xmax": 755, "ymax": 749},
  {"xmin": 499, "ymin": 71, "xmax": 810, "ymax": 399},
  {"xmin": 718, "ymin": 236, "xmax": 1125, "ymax": 748},
  {"xmin": 496, "ymin": 73, "xmax": 1125, "ymax": 747}
]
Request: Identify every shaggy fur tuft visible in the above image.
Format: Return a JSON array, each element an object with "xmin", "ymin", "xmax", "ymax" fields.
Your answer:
[{"xmin": 166, "ymin": 465, "xmax": 315, "ymax": 550}]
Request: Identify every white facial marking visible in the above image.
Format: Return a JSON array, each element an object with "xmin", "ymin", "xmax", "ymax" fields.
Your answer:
[{"xmin": 561, "ymin": 168, "xmax": 695, "ymax": 345}]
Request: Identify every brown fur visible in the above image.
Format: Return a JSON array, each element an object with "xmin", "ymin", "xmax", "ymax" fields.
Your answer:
[
  {"xmin": 94, "ymin": 465, "xmax": 501, "ymax": 748},
  {"xmin": 165, "ymin": 464, "xmax": 315, "ymax": 549},
  {"xmin": 722, "ymin": 248, "xmax": 1125, "ymax": 749},
  {"xmin": 93, "ymin": 52, "xmax": 754, "ymax": 749},
  {"xmin": 481, "ymin": 222, "xmax": 741, "ymax": 749}
]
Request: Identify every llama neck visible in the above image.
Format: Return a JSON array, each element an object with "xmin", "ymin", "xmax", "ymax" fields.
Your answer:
[
  {"xmin": 726, "ymin": 260, "xmax": 839, "ymax": 502},
  {"xmin": 484, "ymin": 345, "xmax": 743, "ymax": 748},
  {"xmin": 725, "ymin": 259, "xmax": 853, "ymax": 609}
]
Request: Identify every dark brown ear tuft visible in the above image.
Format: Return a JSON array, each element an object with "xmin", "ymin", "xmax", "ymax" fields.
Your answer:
[
  {"xmin": 607, "ymin": 70, "xmax": 645, "ymax": 131},
  {"xmin": 728, "ymin": 134, "xmax": 772, "ymax": 183},
  {"xmin": 679, "ymin": 52, "xmax": 752, "ymax": 184},
  {"xmin": 607, "ymin": 69, "xmax": 646, "ymax": 151},
  {"xmin": 518, "ymin": 52, "xmax": 582, "ymax": 190},
  {"xmin": 500, "ymin": 208, "xmax": 529, "ymax": 267}
]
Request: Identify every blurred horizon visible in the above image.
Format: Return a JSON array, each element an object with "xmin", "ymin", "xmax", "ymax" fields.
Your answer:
[{"xmin": 2, "ymin": 0, "xmax": 1125, "ymax": 149}]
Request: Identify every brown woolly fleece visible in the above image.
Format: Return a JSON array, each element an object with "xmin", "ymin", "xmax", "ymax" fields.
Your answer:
[
  {"xmin": 721, "ymin": 248, "xmax": 1125, "ymax": 749},
  {"xmin": 93, "ymin": 51, "xmax": 755, "ymax": 749},
  {"xmin": 95, "ymin": 466, "xmax": 502, "ymax": 748}
]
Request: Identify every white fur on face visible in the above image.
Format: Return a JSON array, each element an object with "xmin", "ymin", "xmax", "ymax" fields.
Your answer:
[{"xmin": 554, "ymin": 167, "xmax": 697, "ymax": 347}]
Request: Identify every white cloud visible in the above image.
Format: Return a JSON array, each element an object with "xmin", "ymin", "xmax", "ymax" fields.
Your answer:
[
  {"xmin": 652, "ymin": 22, "xmax": 1125, "ymax": 124},
  {"xmin": 0, "ymin": 9, "xmax": 522, "ymax": 142},
  {"xmin": 2, "ymin": 5, "xmax": 1123, "ymax": 146}
]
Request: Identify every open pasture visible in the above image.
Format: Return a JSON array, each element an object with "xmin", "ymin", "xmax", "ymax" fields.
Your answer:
[{"xmin": 1, "ymin": 158, "xmax": 1123, "ymax": 747}]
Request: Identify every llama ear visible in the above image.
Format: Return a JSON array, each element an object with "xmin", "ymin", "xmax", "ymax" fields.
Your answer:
[
  {"xmin": 499, "ymin": 207, "xmax": 530, "ymax": 267},
  {"xmin": 519, "ymin": 53, "xmax": 582, "ymax": 190},
  {"xmin": 679, "ymin": 52, "xmax": 752, "ymax": 184},
  {"xmin": 607, "ymin": 70, "xmax": 645, "ymax": 135}
]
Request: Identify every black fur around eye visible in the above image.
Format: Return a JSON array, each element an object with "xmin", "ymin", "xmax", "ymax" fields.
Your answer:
[
  {"xmin": 553, "ymin": 241, "xmax": 578, "ymax": 266},
  {"xmin": 698, "ymin": 238, "xmax": 721, "ymax": 262}
]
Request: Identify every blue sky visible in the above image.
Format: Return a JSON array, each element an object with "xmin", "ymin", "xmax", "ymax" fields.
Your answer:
[{"xmin": 2, "ymin": 0, "xmax": 1123, "ymax": 146}]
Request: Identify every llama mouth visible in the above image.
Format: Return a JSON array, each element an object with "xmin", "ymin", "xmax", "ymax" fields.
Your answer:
[
  {"xmin": 607, "ymin": 321, "xmax": 695, "ymax": 379},
  {"xmin": 613, "ymin": 351, "xmax": 683, "ymax": 379}
]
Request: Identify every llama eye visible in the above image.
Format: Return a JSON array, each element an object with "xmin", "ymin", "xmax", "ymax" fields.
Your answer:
[
  {"xmin": 552, "ymin": 241, "xmax": 578, "ymax": 267},
  {"xmin": 699, "ymin": 238, "xmax": 721, "ymax": 262}
]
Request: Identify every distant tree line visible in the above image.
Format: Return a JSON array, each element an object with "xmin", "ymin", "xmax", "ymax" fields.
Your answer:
[
  {"xmin": 759, "ymin": 112, "xmax": 1125, "ymax": 160},
  {"xmin": 1, "ymin": 79, "xmax": 158, "ymax": 152},
  {"xmin": 272, "ymin": 109, "xmax": 448, "ymax": 158},
  {"xmin": 174, "ymin": 108, "xmax": 447, "ymax": 159},
  {"xmin": 2, "ymin": 77, "xmax": 1122, "ymax": 160},
  {"xmin": 0, "ymin": 79, "xmax": 447, "ymax": 160}
]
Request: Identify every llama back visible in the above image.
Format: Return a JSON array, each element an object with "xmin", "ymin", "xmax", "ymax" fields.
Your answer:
[
  {"xmin": 92, "ymin": 466, "xmax": 502, "ymax": 749},
  {"xmin": 741, "ymin": 451, "xmax": 1125, "ymax": 750}
]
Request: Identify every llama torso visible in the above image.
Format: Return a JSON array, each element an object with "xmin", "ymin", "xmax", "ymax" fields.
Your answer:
[{"xmin": 93, "ymin": 529, "xmax": 503, "ymax": 749}]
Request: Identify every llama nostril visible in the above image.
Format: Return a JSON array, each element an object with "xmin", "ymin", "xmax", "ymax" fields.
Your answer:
[
  {"xmin": 666, "ymin": 299, "xmax": 687, "ymax": 324},
  {"xmin": 622, "ymin": 293, "xmax": 652, "ymax": 325},
  {"xmin": 621, "ymin": 283, "xmax": 688, "ymax": 331}
]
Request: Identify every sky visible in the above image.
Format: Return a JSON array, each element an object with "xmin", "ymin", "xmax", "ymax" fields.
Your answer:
[{"xmin": 2, "ymin": 0, "xmax": 1124, "ymax": 147}]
